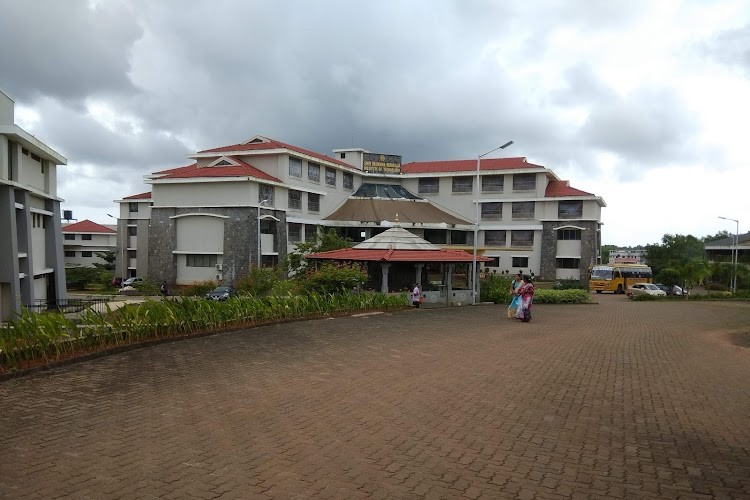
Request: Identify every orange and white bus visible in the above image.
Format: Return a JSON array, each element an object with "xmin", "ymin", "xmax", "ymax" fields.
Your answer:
[{"xmin": 589, "ymin": 264, "xmax": 653, "ymax": 294}]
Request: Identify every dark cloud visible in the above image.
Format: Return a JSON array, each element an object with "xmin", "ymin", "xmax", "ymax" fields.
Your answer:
[
  {"xmin": 699, "ymin": 24, "xmax": 750, "ymax": 71},
  {"xmin": 0, "ymin": 0, "xmax": 141, "ymax": 103}
]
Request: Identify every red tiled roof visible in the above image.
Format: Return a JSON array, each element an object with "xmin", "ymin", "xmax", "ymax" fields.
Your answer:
[
  {"xmin": 545, "ymin": 180, "xmax": 593, "ymax": 197},
  {"xmin": 198, "ymin": 136, "xmax": 356, "ymax": 170},
  {"xmin": 401, "ymin": 157, "xmax": 542, "ymax": 174},
  {"xmin": 62, "ymin": 219, "xmax": 116, "ymax": 234},
  {"xmin": 153, "ymin": 159, "xmax": 281, "ymax": 183},
  {"xmin": 306, "ymin": 247, "xmax": 492, "ymax": 263},
  {"xmin": 123, "ymin": 191, "xmax": 152, "ymax": 200}
]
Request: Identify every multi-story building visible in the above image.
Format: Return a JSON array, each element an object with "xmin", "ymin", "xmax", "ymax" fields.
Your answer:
[
  {"xmin": 0, "ymin": 90, "xmax": 67, "ymax": 321},
  {"xmin": 115, "ymin": 135, "xmax": 605, "ymax": 288},
  {"xmin": 61, "ymin": 219, "xmax": 117, "ymax": 267},
  {"xmin": 111, "ymin": 191, "xmax": 152, "ymax": 280}
]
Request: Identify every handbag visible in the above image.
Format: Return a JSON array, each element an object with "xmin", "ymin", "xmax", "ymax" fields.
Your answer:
[{"xmin": 419, "ymin": 296, "xmax": 424, "ymax": 304}]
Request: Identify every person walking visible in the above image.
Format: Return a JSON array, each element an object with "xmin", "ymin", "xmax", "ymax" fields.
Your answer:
[
  {"xmin": 411, "ymin": 283, "xmax": 422, "ymax": 308},
  {"xmin": 514, "ymin": 275, "xmax": 535, "ymax": 322},
  {"xmin": 508, "ymin": 272, "xmax": 523, "ymax": 318}
]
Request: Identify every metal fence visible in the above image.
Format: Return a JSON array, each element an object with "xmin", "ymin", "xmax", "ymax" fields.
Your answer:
[{"xmin": 28, "ymin": 297, "xmax": 112, "ymax": 315}]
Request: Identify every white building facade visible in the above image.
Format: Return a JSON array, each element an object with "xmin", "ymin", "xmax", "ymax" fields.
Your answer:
[
  {"xmin": 0, "ymin": 90, "xmax": 67, "ymax": 321},
  {"xmin": 116, "ymin": 135, "xmax": 605, "ymax": 287},
  {"xmin": 62, "ymin": 219, "xmax": 117, "ymax": 267}
]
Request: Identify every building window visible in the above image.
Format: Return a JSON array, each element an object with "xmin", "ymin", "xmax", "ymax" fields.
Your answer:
[
  {"xmin": 82, "ymin": 234, "xmax": 93, "ymax": 241},
  {"xmin": 308, "ymin": 163, "xmax": 320, "ymax": 182},
  {"xmin": 557, "ymin": 229, "xmax": 581, "ymax": 240},
  {"xmin": 512, "ymin": 202, "xmax": 535, "ymax": 220},
  {"xmin": 481, "ymin": 202, "xmax": 502, "ymax": 220},
  {"xmin": 450, "ymin": 231, "xmax": 468, "ymax": 245},
  {"xmin": 418, "ymin": 178, "xmax": 439, "ymax": 194},
  {"xmin": 556, "ymin": 258, "xmax": 581, "ymax": 269},
  {"xmin": 513, "ymin": 173, "xmax": 536, "ymax": 191},
  {"xmin": 308, "ymin": 193, "xmax": 320, "ymax": 212},
  {"xmin": 512, "ymin": 256, "xmax": 529, "ymax": 268},
  {"xmin": 186, "ymin": 254, "xmax": 218, "ymax": 267},
  {"xmin": 423, "ymin": 229, "xmax": 447, "ymax": 244},
  {"xmin": 288, "ymin": 223, "xmax": 302, "ymax": 242},
  {"xmin": 558, "ymin": 201, "xmax": 583, "ymax": 219},
  {"xmin": 82, "ymin": 251, "xmax": 93, "ymax": 258},
  {"xmin": 486, "ymin": 257, "xmax": 500, "ymax": 267},
  {"xmin": 340, "ymin": 152, "xmax": 346, "ymax": 159},
  {"xmin": 288, "ymin": 190, "xmax": 302, "ymax": 210},
  {"xmin": 128, "ymin": 226, "xmax": 137, "ymax": 236},
  {"xmin": 511, "ymin": 230, "xmax": 534, "ymax": 247},
  {"xmin": 65, "ymin": 251, "xmax": 75, "ymax": 257},
  {"xmin": 482, "ymin": 175, "xmax": 504, "ymax": 192},
  {"xmin": 485, "ymin": 230, "xmax": 506, "ymax": 246},
  {"xmin": 452, "ymin": 176, "xmax": 473, "ymax": 193},
  {"xmin": 343, "ymin": 171, "xmax": 354, "ymax": 190},
  {"xmin": 305, "ymin": 224, "xmax": 318, "ymax": 242},
  {"xmin": 128, "ymin": 250, "xmax": 136, "ymax": 258},
  {"xmin": 64, "ymin": 233, "xmax": 75, "ymax": 240},
  {"xmin": 129, "ymin": 202, "xmax": 139, "ymax": 213},
  {"xmin": 325, "ymin": 167, "xmax": 337, "ymax": 187},
  {"xmin": 259, "ymin": 184, "xmax": 274, "ymax": 205},
  {"xmin": 289, "ymin": 157, "xmax": 302, "ymax": 178}
]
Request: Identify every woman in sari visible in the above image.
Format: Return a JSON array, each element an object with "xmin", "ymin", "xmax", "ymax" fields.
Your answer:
[
  {"xmin": 508, "ymin": 272, "xmax": 523, "ymax": 318},
  {"xmin": 515, "ymin": 275, "xmax": 535, "ymax": 322}
]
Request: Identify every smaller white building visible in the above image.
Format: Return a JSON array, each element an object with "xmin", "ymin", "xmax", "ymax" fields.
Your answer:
[{"xmin": 62, "ymin": 219, "xmax": 117, "ymax": 267}]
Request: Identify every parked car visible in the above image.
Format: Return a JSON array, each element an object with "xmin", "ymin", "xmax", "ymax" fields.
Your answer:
[
  {"xmin": 205, "ymin": 286, "xmax": 236, "ymax": 301},
  {"xmin": 111, "ymin": 276, "xmax": 123, "ymax": 288},
  {"xmin": 122, "ymin": 277, "xmax": 143, "ymax": 287},
  {"xmin": 653, "ymin": 283, "xmax": 687, "ymax": 296},
  {"xmin": 627, "ymin": 283, "xmax": 667, "ymax": 298}
]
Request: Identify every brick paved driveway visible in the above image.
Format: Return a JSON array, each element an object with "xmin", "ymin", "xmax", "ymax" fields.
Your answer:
[{"xmin": 1, "ymin": 294, "xmax": 749, "ymax": 499}]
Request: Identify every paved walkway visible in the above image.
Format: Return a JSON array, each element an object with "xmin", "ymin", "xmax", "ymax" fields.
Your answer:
[{"xmin": 1, "ymin": 294, "xmax": 749, "ymax": 499}]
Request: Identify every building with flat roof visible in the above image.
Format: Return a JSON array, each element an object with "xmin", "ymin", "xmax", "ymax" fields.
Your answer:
[
  {"xmin": 115, "ymin": 135, "xmax": 605, "ymax": 289},
  {"xmin": 0, "ymin": 90, "xmax": 68, "ymax": 321}
]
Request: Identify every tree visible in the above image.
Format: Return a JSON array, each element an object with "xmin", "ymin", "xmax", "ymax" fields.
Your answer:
[
  {"xmin": 66, "ymin": 265, "xmax": 108, "ymax": 291},
  {"xmin": 600, "ymin": 245, "xmax": 617, "ymax": 263},
  {"xmin": 285, "ymin": 228, "xmax": 352, "ymax": 274},
  {"xmin": 94, "ymin": 251, "xmax": 116, "ymax": 271}
]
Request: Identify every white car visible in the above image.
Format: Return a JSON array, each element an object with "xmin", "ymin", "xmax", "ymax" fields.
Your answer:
[{"xmin": 627, "ymin": 283, "xmax": 667, "ymax": 298}]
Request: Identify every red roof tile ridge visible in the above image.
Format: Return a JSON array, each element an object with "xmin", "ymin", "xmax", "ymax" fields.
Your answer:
[
  {"xmin": 62, "ymin": 219, "xmax": 116, "ymax": 233},
  {"xmin": 123, "ymin": 191, "xmax": 152, "ymax": 200}
]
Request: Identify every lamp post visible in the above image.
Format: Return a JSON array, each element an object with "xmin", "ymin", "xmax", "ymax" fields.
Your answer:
[
  {"xmin": 472, "ymin": 140, "xmax": 514, "ymax": 304},
  {"xmin": 718, "ymin": 216, "xmax": 739, "ymax": 293},
  {"xmin": 258, "ymin": 201, "xmax": 280, "ymax": 268}
]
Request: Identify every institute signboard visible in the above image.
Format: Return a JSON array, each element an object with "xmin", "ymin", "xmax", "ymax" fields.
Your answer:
[{"xmin": 363, "ymin": 153, "xmax": 402, "ymax": 174}]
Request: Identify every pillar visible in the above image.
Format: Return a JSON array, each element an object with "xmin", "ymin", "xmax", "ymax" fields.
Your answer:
[{"xmin": 380, "ymin": 263, "xmax": 391, "ymax": 293}]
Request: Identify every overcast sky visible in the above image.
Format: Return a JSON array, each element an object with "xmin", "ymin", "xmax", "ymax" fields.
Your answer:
[{"xmin": 1, "ymin": 0, "xmax": 748, "ymax": 245}]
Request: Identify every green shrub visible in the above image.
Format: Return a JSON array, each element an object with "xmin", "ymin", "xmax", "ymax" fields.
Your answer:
[
  {"xmin": 534, "ymin": 289, "xmax": 590, "ymax": 304},
  {"xmin": 236, "ymin": 267, "xmax": 283, "ymax": 296},
  {"xmin": 298, "ymin": 263, "xmax": 367, "ymax": 294},
  {"xmin": 480, "ymin": 275, "xmax": 514, "ymax": 303},
  {"xmin": 181, "ymin": 280, "xmax": 217, "ymax": 297},
  {"xmin": 132, "ymin": 279, "xmax": 160, "ymax": 296},
  {"xmin": 554, "ymin": 279, "xmax": 586, "ymax": 290},
  {"xmin": 705, "ymin": 283, "xmax": 729, "ymax": 291},
  {"xmin": 633, "ymin": 293, "xmax": 662, "ymax": 301}
]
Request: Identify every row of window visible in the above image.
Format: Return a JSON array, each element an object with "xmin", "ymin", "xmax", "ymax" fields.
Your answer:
[
  {"xmin": 419, "ymin": 173, "xmax": 537, "ymax": 194},
  {"xmin": 64, "ymin": 233, "xmax": 93, "ymax": 240},
  {"xmin": 65, "ymin": 251, "xmax": 94, "ymax": 257},
  {"xmin": 481, "ymin": 201, "xmax": 583, "ymax": 220},
  {"xmin": 288, "ymin": 158, "xmax": 354, "ymax": 189},
  {"xmin": 483, "ymin": 257, "xmax": 581, "ymax": 269}
]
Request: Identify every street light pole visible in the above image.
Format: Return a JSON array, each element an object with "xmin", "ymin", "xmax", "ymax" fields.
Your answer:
[
  {"xmin": 718, "ymin": 216, "xmax": 739, "ymax": 293},
  {"xmin": 472, "ymin": 140, "xmax": 514, "ymax": 304}
]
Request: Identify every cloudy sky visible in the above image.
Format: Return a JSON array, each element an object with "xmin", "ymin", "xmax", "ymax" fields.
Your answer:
[{"xmin": 1, "ymin": 0, "xmax": 748, "ymax": 245}]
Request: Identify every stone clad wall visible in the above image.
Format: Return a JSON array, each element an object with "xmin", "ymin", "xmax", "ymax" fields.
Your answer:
[
  {"xmin": 540, "ymin": 220, "xmax": 600, "ymax": 283},
  {"xmin": 148, "ymin": 206, "xmax": 287, "ymax": 286}
]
